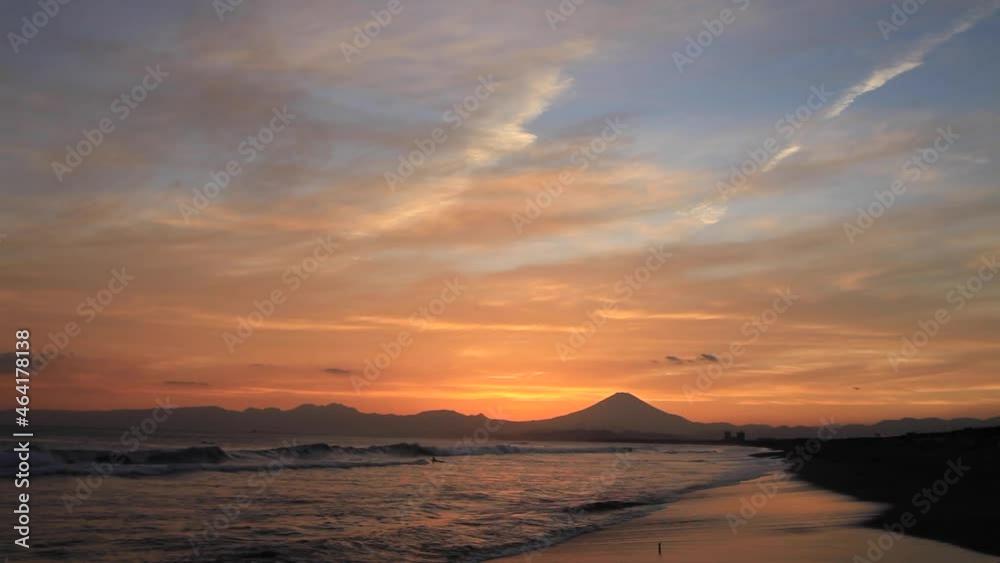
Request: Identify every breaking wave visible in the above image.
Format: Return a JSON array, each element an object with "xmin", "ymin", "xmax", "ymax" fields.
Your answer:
[{"xmin": 0, "ymin": 442, "xmax": 650, "ymax": 479}]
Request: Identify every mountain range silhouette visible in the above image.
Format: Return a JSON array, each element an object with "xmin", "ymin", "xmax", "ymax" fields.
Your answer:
[{"xmin": 18, "ymin": 392, "xmax": 1000, "ymax": 441}]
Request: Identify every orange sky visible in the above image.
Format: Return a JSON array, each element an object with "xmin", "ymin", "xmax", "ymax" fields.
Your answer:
[{"xmin": 3, "ymin": 1, "xmax": 1000, "ymax": 426}]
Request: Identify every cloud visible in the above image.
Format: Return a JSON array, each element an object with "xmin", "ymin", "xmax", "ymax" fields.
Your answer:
[
  {"xmin": 761, "ymin": 145, "xmax": 801, "ymax": 173},
  {"xmin": 464, "ymin": 69, "xmax": 574, "ymax": 166},
  {"xmin": 688, "ymin": 202, "xmax": 726, "ymax": 226},
  {"xmin": 4, "ymin": 0, "xmax": 1000, "ymax": 422},
  {"xmin": 0, "ymin": 352, "xmax": 34, "ymax": 372},
  {"xmin": 725, "ymin": 144, "xmax": 801, "ymax": 188},
  {"xmin": 827, "ymin": 2, "xmax": 1000, "ymax": 119},
  {"xmin": 664, "ymin": 354, "xmax": 721, "ymax": 365}
]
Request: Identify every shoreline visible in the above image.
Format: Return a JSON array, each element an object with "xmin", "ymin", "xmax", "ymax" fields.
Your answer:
[
  {"xmin": 491, "ymin": 426, "xmax": 1000, "ymax": 562},
  {"xmin": 755, "ymin": 425, "xmax": 1000, "ymax": 557},
  {"xmin": 490, "ymin": 472, "xmax": 995, "ymax": 562}
]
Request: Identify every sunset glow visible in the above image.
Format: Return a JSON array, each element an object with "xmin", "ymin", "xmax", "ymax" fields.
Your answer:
[{"xmin": 4, "ymin": 0, "xmax": 1000, "ymax": 427}]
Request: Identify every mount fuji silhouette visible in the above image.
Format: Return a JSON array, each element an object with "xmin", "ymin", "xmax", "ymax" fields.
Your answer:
[{"xmin": 530, "ymin": 392, "xmax": 696, "ymax": 434}]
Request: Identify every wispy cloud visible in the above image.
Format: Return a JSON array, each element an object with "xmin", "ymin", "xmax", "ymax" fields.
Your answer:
[
  {"xmin": 465, "ymin": 69, "xmax": 574, "ymax": 166},
  {"xmin": 762, "ymin": 145, "xmax": 801, "ymax": 172},
  {"xmin": 827, "ymin": 1, "xmax": 1000, "ymax": 119},
  {"xmin": 5, "ymin": 0, "xmax": 1000, "ymax": 424},
  {"xmin": 689, "ymin": 202, "xmax": 726, "ymax": 225}
]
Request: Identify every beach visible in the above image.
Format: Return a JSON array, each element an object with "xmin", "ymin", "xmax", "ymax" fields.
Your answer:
[
  {"xmin": 759, "ymin": 427, "xmax": 1000, "ymax": 557},
  {"xmin": 493, "ymin": 473, "xmax": 995, "ymax": 563}
]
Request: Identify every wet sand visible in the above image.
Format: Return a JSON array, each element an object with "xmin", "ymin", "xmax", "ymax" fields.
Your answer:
[
  {"xmin": 492, "ymin": 473, "xmax": 995, "ymax": 562},
  {"xmin": 757, "ymin": 427, "xmax": 1000, "ymax": 557}
]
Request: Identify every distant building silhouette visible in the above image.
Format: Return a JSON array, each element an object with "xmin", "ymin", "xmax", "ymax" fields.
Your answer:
[{"xmin": 722, "ymin": 430, "xmax": 746, "ymax": 442}]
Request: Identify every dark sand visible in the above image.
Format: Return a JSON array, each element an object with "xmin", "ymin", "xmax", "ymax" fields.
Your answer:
[
  {"xmin": 491, "ymin": 474, "xmax": 993, "ymax": 562},
  {"xmin": 491, "ymin": 427, "xmax": 1000, "ymax": 562},
  {"xmin": 755, "ymin": 425, "xmax": 1000, "ymax": 557}
]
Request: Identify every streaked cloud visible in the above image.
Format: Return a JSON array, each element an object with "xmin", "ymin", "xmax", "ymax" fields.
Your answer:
[
  {"xmin": 827, "ymin": 1, "xmax": 1000, "ymax": 118},
  {"xmin": 1, "ymin": 0, "xmax": 998, "ymax": 425},
  {"xmin": 761, "ymin": 145, "xmax": 801, "ymax": 173}
]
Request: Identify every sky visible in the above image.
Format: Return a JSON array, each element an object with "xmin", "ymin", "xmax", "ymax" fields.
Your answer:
[{"xmin": 2, "ymin": 0, "xmax": 999, "ymax": 426}]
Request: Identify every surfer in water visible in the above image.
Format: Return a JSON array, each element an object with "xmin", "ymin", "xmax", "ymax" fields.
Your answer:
[{"xmin": 431, "ymin": 456, "xmax": 444, "ymax": 463}]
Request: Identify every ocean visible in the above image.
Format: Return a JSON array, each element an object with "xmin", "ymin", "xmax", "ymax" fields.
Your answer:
[{"xmin": 1, "ymin": 428, "xmax": 780, "ymax": 562}]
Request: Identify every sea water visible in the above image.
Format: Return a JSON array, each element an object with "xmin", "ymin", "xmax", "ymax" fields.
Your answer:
[{"xmin": 0, "ymin": 428, "xmax": 779, "ymax": 562}]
